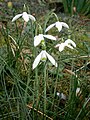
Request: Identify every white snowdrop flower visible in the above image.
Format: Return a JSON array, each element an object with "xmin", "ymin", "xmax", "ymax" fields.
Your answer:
[
  {"xmin": 60, "ymin": 93, "xmax": 66, "ymax": 100},
  {"xmin": 56, "ymin": 92, "xmax": 60, "ymax": 96},
  {"xmin": 76, "ymin": 87, "xmax": 81, "ymax": 96},
  {"xmin": 64, "ymin": 39, "xmax": 76, "ymax": 49},
  {"xmin": 56, "ymin": 92, "xmax": 66, "ymax": 100},
  {"xmin": 55, "ymin": 39, "xmax": 76, "ymax": 52},
  {"xmin": 33, "ymin": 50, "xmax": 57, "ymax": 69},
  {"xmin": 45, "ymin": 21, "xmax": 69, "ymax": 32},
  {"xmin": 12, "ymin": 12, "xmax": 36, "ymax": 22},
  {"xmin": 55, "ymin": 43, "xmax": 65, "ymax": 52},
  {"xmin": 34, "ymin": 34, "xmax": 56, "ymax": 47}
]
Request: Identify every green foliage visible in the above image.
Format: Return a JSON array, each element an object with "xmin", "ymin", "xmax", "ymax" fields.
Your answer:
[
  {"xmin": 0, "ymin": 2, "xmax": 90, "ymax": 120},
  {"xmin": 62, "ymin": 0, "xmax": 90, "ymax": 16}
]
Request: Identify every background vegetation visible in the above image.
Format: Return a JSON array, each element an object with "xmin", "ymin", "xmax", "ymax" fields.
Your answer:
[{"xmin": 0, "ymin": 0, "xmax": 90, "ymax": 120}]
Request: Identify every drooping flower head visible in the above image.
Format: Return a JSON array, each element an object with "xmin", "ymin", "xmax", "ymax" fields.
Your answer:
[
  {"xmin": 55, "ymin": 39, "xmax": 76, "ymax": 52},
  {"xmin": 34, "ymin": 34, "xmax": 56, "ymax": 47},
  {"xmin": 12, "ymin": 12, "xmax": 36, "ymax": 22},
  {"xmin": 45, "ymin": 21, "xmax": 69, "ymax": 32},
  {"xmin": 33, "ymin": 50, "xmax": 57, "ymax": 69}
]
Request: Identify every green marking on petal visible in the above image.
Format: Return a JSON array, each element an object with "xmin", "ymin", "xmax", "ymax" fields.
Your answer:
[{"xmin": 41, "ymin": 57, "xmax": 46, "ymax": 61}]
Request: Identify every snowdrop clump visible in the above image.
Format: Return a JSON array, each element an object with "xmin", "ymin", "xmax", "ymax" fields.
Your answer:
[{"xmin": 12, "ymin": 11, "xmax": 76, "ymax": 70}]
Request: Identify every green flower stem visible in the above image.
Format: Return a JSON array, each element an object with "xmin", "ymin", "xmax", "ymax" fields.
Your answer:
[
  {"xmin": 35, "ymin": 66, "xmax": 39, "ymax": 106},
  {"xmin": 32, "ymin": 47, "xmax": 38, "ymax": 119},
  {"xmin": 32, "ymin": 21, "xmax": 37, "ymax": 119},
  {"xmin": 44, "ymin": 11, "xmax": 59, "ymax": 33},
  {"xmin": 43, "ymin": 62, "xmax": 47, "ymax": 120},
  {"xmin": 41, "ymin": 40, "xmax": 46, "ymax": 50},
  {"xmin": 54, "ymin": 54, "xmax": 60, "ymax": 97},
  {"xmin": 34, "ymin": 25, "xmax": 39, "ymax": 106},
  {"xmin": 69, "ymin": 59, "xmax": 74, "ymax": 100},
  {"xmin": 54, "ymin": 64, "xmax": 59, "ymax": 97},
  {"xmin": 71, "ymin": 0, "xmax": 74, "ymax": 16},
  {"xmin": 33, "ymin": 69, "xmax": 35, "ymax": 119},
  {"xmin": 51, "ymin": 56, "xmax": 59, "ymax": 111}
]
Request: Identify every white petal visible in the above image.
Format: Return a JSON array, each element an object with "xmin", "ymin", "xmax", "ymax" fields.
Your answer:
[
  {"xmin": 66, "ymin": 44, "xmax": 74, "ymax": 49},
  {"xmin": 60, "ymin": 93, "xmax": 66, "ymax": 100},
  {"xmin": 57, "ymin": 92, "xmax": 60, "ymax": 96},
  {"xmin": 43, "ymin": 35, "xmax": 56, "ymax": 40},
  {"xmin": 34, "ymin": 36, "xmax": 41, "ymax": 47},
  {"xmin": 28, "ymin": 14, "xmax": 36, "ymax": 21},
  {"xmin": 55, "ymin": 44, "xmax": 61, "ymax": 48},
  {"xmin": 41, "ymin": 50, "xmax": 47, "ymax": 61},
  {"xmin": 56, "ymin": 21, "xmax": 62, "ymax": 32},
  {"xmin": 45, "ymin": 23, "xmax": 55, "ymax": 32},
  {"xmin": 32, "ymin": 51, "xmax": 42, "ymax": 69},
  {"xmin": 58, "ymin": 43, "xmax": 65, "ymax": 52},
  {"xmin": 34, "ymin": 34, "xmax": 44, "ymax": 47},
  {"xmin": 45, "ymin": 51, "xmax": 58, "ymax": 67},
  {"xmin": 22, "ymin": 12, "xmax": 29, "ymax": 22},
  {"xmin": 76, "ymin": 88, "xmax": 80, "ymax": 96},
  {"xmin": 12, "ymin": 14, "xmax": 22, "ymax": 22},
  {"xmin": 61, "ymin": 22, "xmax": 69, "ymax": 29},
  {"xmin": 65, "ymin": 39, "xmax": 76, "ymax": 48}
]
